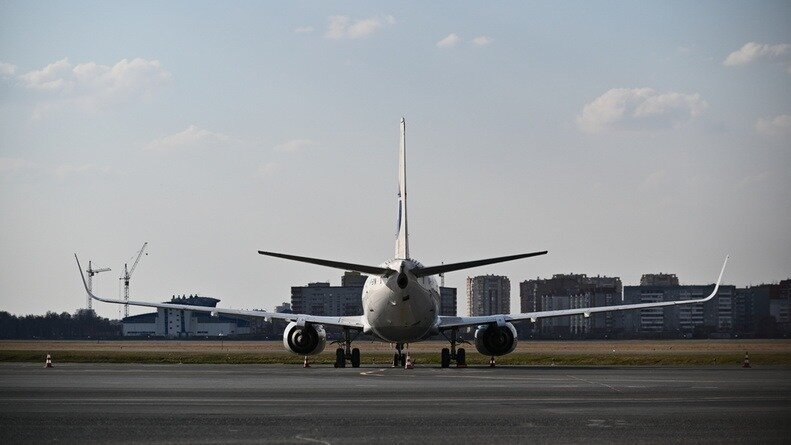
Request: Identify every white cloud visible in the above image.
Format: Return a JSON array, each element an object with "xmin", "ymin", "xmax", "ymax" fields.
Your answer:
[
  {"xmin": 19, "ymin": 58, "xmax": 73, "ymax": 91},
  {"xmin": 274, "ymin": 139, "xmax": 315, "ymax": 152},
  {"xmin": 577, "ymin": 88, "xmax": 707, "ymax": 134},
  {"xmin": 257, "ymin": 162, "xmax": 281, "ymax": 176},
  {"xmin": 294, "ymin": 26, "xmax": 314, "ymax": 34},
  {"xmin": 146, "ymin": 125, "xmax": 234, "ymax": 151},
  {"xmin": 54, "ymin": 163, "xmax": 112, "ymax": 179},
  {"xmin": 325, "ymin": 15, "xmax": 395, "ymax": 40},
  {"xmin": 755, "ymin": 114, "xmax": 791, "ymax": 136},
  {"xmin": 471, "ymin": 36, "xmax": 493, "ymax": 47},
  {"xmin": 643, "ymin": 169, "xmax": 668, "ymax": 187},
  {"xmin": 15, "ymin": 57, "xmax": 171, "ymax": 114},
  {"xmin": 436, "ymin": 33, "xmax": 461, "ymax": 48},
  {"xmin": 0, "ymin": 62, "xmax": 17, "ymax": 78},
  {"xmin": 0, "ymin": 157, "xmax": 36, "ymax": 174},
  {"xmin": 723, "ymin": 42, "xmax": 790, "ymax": 66}
]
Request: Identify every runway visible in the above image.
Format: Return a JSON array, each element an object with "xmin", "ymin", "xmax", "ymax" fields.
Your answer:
[{"xmin": 1, "ymin": 363, "xmax": 789, "ymax": 444}]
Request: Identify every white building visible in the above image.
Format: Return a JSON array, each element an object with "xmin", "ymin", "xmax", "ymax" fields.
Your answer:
[{"xmin": 122, "ymin": 295, "xmax": 251, "ymax": 338}]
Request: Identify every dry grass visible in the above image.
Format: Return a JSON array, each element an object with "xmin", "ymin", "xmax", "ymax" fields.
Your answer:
[{"xmin": 2, "ymin": 339, "xmax": 789, "ymax": 366}]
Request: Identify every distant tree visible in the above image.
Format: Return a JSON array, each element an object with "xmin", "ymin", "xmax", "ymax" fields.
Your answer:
[{"xmin": 0, "ymin": 310, "xmax": 121, "ymax": 339}]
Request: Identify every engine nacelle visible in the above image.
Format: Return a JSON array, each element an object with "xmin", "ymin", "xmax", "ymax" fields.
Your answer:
[
  {"xmin": 282, "ymin": 322, "xmax": 326, "ymax": 356},
  {"xmin": 474, "ymin": 323, "xmax": 517, "ymax": 356}
]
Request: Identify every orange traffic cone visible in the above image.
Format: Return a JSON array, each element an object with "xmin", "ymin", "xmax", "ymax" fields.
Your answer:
[
  {"xmin": 44, "ymin": 354, "xmax": 53, "ymax": 368},
  {"xmin": 489, "ymin": 356, "xmax": 496, "ymax": 367},
  {"xmin": 303, "ymin": 356, "xmax": 310, "ymax": 368},
  {"xmin": 742, "ymin": 351, "xmax": 751, "ymax": 368},
  {"xmin": 404, "ymin": 354, "xmax": 414, "ymax": 369}
]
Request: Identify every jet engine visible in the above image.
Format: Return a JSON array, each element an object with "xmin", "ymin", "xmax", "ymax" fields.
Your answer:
[
  {"xmin": 282, "ymin": 322, "xmax": 326, "ymax": 356},
  {"xmin": 474, "ymin": 323, "xmax": 517, "ymax": 356}
]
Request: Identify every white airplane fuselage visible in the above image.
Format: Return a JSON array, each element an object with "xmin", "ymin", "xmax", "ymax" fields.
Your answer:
[{"xmin": 362, "ymin": 259, "xmax": 440, "ymax": 342}]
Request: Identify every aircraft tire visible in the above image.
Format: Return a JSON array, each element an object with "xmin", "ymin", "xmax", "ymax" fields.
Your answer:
[
  {"xmin": 335, "ymin": 347, "xmax": 346, "ymax": 368},
  {"xmin": 441, "ymin": 348, "xmax": 450, "ymax": 368},
  {"xmin": 351, "ymin": 348, "xmax": 360, "ymax": 368}
]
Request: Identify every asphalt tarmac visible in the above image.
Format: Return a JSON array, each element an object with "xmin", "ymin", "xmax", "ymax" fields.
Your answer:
[{"xmin": 1, "ymin": 362, "xmax": 789, "ymax": 444}]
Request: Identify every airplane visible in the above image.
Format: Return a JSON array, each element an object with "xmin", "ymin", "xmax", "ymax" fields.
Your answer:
[{"xmin": 75, "ymin": 118, "xmax": 730, "ymax": 369}]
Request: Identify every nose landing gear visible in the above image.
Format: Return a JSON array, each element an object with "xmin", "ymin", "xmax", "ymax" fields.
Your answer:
[{"xmin": 392, "ymin": 343, "xmax": 407, "ymax": 367}]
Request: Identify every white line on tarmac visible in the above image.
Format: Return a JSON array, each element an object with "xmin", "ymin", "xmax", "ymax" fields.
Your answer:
[{"xmin": 566, "ymin": 374, "xmax": 621, "ymax": 392}]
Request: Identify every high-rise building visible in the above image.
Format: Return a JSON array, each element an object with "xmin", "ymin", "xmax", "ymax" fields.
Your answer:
[
  {"xmin": 292, "ymin": 271, "xmax": 457, "ymax": 318},
  {"xmin": 520, "ymin": 274, "xmax": 621, "ymax": 339},
  {"xmin": 291, "ymin": 281, "xmax": 364, "ymax": 316},
  {"xmin": 622, "ymin": 282, "xmax": 735, "ymax": 338},
  {"xmin": 439, "ymin": 286, "xmax": 457, "ymax": 316},
  {"xmin": 640, "ymin": 273, "xmax": 679, "ymax": 287},
  {"xmin": 467, "ymin": 275, "xmax": 510, "ymax": 316}
]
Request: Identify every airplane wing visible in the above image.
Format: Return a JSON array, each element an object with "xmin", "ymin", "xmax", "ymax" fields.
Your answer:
[
  {"xmin": 74, "ymin": 254, "xmax": 364, "ymax": 329},
  {"xmin": 437, "ymin": 255, "xmax": 729, "ymax": 330}
]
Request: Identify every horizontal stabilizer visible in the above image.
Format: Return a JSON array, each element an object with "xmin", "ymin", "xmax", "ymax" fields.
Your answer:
[
  {"xmin": 258, "ymin": 250, "xmax": 390, "ymax": 276},
  {"xmin": 413, "ymin": 250, "xmax": 548, "ymax": 277}
]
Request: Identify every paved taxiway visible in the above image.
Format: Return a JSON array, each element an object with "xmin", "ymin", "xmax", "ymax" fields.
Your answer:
[{"xmin": 1, "ymin": 363, "xmax": 789, "ymax": 444}]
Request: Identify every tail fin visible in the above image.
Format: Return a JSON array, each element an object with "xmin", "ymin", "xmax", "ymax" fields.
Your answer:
[{"xmin": 395, "ymin": 117, "xmax": 409, "ymax": 259}]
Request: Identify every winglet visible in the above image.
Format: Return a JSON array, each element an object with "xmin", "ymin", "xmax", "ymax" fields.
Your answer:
[
  {"xmin": 702, "ymin": 255, "xmax": 730, "ymax": 302},
  {"xmin": 74, "ymin": 254, "xmax": 92, "ymax": 297}
]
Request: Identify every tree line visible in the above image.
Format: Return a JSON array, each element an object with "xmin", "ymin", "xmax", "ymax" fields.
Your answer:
[{"xmin": 0, "ymin": 310, "xmax": 122, "ymax": 339}]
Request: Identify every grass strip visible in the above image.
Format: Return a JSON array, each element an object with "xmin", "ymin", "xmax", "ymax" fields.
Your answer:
[{"xmin": 2, "ymin": 350, "xmax": 790, "ymax": 366}]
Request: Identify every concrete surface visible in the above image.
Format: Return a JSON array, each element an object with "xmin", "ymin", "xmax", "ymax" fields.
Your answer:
[{"xmin": 1, "ymin": 363, "xmax": 788, "ymax": 444}]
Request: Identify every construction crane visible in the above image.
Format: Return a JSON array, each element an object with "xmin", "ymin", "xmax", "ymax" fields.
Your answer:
[
  {"xmin": 85, "ymin": 261, "xmax": 111, "ymax": 311},
  {"xmin": 120, "ymin": 242, "xmax": 148, "ymax": 318}
]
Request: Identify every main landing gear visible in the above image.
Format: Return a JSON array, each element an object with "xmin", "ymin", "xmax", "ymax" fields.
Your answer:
[
  {"xmin": 334, "ymin": 327, "xmax": 361, "ymax": 368},
  {"xmin": 440, "ymin": 328, "xmax": 468, "ymax": 368}
]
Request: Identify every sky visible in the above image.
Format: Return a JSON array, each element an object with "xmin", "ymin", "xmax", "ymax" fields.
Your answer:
[{"xmin": 1, "ymin": 1, "xmax": 789, "ymax": 319}]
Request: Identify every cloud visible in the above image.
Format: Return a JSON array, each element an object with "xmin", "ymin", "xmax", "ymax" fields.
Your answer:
[
  {"xmin": 471, "ymin": 36, "xmax": 493, "ymax": 47},
  {"xmin": 723, "ymin": 42, "xmax": 790, "ymax": 66},
  {"xmin": 577, "ymin": 88, "xmax": 707, "ymax": 134},
  {"xmin": 13, "ymin": 57, "xmax": 171, "ymax": 114},
  {"xmin": 273, "ymin": 139, "xmax": 315, "ymax": 152},
  {"xmin": 436, "ymin": 33, "xmax": 461, "ymax": 48},
  {"xmin": 0, "ymin": 62, "xmax": 17, "ymax": 78},
  {"xmin": 257, "ymin": 162, "xmax": 281, "ymax": 176},
  {"xmin": 643, "ymin": 169, "xmax": 668, "ymax": 187},
  {"xmin": 18, "ymin": 58, "xmax": 73, "ymax": 91},
  {"xmin": 146, "ymin": 125, "xmax": 235, "ymax": 151},
  {"xmin": 294, "ymin": 26, "xmax": 314, "ymax": 34},
  {"xmin": 325, "ymin": 15, "xmax": 395, "ymax": 40},
  {"xmin": 755, "ymin": 114, "xmax": 791, "ymax": 136},
  {"xmin": 54, "ymin": 163, "xmax": 112, "ymax": 179},
  {"xmin": 0, "ymin": 157, "xmax": 37, "ymax": 174}
]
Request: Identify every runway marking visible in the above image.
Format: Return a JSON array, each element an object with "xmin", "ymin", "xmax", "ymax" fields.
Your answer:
[
  {"xmin": 295, "ymin": 435, "xmax": 331, "ymax": 445},
  {"xmin": 566, "ymin": 374, "xmax": 621, "ymax": 392},
  {"xmin": 359, "ymin": 368, "xmax": 387, "ymax": 377},
  {"xmin": 2, "ymin": 396, "xmax": 784, "ymax": 404}
]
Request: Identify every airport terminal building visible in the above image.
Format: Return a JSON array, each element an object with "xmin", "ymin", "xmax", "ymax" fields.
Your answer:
[{"xmin": 122, "ymin": 295, "xmax": 251, "ymax": 338}]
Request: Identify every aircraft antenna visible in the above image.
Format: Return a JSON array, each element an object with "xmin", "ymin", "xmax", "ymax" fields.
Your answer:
[
  {"xmin": 120, "ymin": 242, "xmax": 148, "ymax": 318},
  {"xmin": 85, "ymin": 260, "xmax": 111, "ymax": 311}
]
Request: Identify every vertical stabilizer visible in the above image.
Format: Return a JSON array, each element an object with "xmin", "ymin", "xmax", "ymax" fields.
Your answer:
[{"xmin": 395, "ymin": 117, "xmax": 409, "ymax": 259}]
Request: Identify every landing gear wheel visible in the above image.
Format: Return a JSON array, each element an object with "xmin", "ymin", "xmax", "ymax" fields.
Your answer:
[
  {"xmin": 393, "ymin": 353, "xmax": 401, "ymax": 368},
  {"xmin": 457, "ymin": 348, "xmax": 466, "ymax": 367},
  {"xmin": 334, "ymin": 347, "xmax": 346, "ymax": 368},
  {"xmin": 351, "ymin": 348, "xmax": 361, "ymax": 368},
  {"xmin": 441, "ymin": 348, "xmax": 450, "ymax": 368}
]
